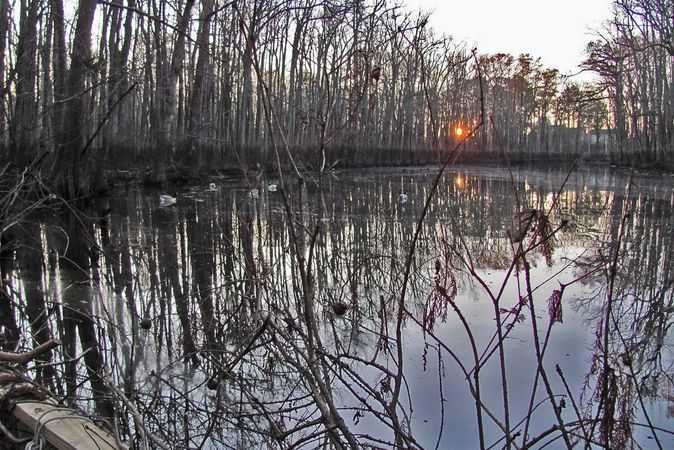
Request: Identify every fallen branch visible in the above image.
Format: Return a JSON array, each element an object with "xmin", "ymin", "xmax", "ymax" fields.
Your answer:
[{"xmin": 0, "ymin": 339, "xmax": 61, "ymax": 365}]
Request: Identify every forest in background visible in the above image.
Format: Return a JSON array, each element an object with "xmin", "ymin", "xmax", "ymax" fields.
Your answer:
[{"xmin": 0, "ymin": 0, "xmax": 671, "ymax": 197}]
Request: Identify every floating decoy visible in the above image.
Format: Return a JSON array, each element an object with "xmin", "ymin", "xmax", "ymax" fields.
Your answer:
[
  {"xmin": 268, "ymin": 183, "xmax": 277, "ymax": 192},
  {"xmin": 159, "ymin": 194, "xmax": 176, "ymax": 207},
  {"xmin": 397, "ymin": 192, "xmax": 408, "ymax": 204},
  {"xmin": 207, "ymin": 182, "xmax": 218, "ymax": 191}
]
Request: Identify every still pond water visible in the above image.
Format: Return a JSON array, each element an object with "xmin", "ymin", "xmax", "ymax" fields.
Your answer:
[{"xmin": 2, "ymin": 164, "xmax": 673, "ymax": 449}]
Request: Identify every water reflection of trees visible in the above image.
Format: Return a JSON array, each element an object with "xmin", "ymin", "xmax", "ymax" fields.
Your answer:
[
  {"xmin": 571, "ymin": 177, "xmax": 674, "ymax": 448},
  {"xmin": 1, "ymin": 167, "xmax": 672, "ymax": 447}
]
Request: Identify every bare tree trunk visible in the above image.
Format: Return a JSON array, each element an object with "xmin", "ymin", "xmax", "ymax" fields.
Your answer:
[
  {"xmin": 10, "ymin": 0, "xmax": 40, "ymax": 167},
  {"xmin": 188, "ymin": 0, "xmax": 215, "ymax": 163},
  {"xmin": 50, "ymin": 0, "xmax": 68, "ymax": 147},
  {"xmin": 287, "ymin": 10, "xmax": 307, "ymax": 145},
  {"xmin": 0, "ymin": 0, "xmax": 10, "ymax": 151},
  {"xmin": 106, "ymin": 0, "xmax": 135, "ymax": 150},
  {"xmin": 39, "ymin": 8, "xmax": 53, "ymax": 147},
  {"xmin": 160, "ymin": 0, "xmax": 195, "ymax": 155},
  {"xmin": 53, "ymin": 0, "xmax": 99, "ymax": 198},
  {"xmin": 240, "ymin": 11, "xmax": 255, "ymax": 148}
]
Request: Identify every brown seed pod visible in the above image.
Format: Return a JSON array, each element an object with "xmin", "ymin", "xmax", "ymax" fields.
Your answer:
[
  {"xmin": 621, "ymin": 352, "xmax": 632, "ymax": 367},
  {"xmin": 140, "ymin": 318, "xmax": 152, "ymax": 329},
  {"xmin": 332, "ymin": 300, "xmax": 350, "ymax": 316},
  {"xmin": 207, "ymin": 375, "xmax": 220, "ymax": 390}
]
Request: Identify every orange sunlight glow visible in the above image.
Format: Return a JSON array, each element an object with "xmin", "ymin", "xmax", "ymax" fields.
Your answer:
[
  {"xmin": 455, "ymin": 126, "xmax": 464, "ymax": 137},
  {"xmin": 454, "ymin": 175, "xmax": 465, "ymax": 189}
]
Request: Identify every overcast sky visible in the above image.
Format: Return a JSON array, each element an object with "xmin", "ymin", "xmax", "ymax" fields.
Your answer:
[{"xmin": 403, "ymin": 0, "xmax": 613, "ymax": 78}]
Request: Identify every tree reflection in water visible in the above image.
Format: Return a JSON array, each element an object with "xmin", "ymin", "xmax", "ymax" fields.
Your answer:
[{"xmin": 1, "ymin": 166, "xmax": 672, "ymax": 448}]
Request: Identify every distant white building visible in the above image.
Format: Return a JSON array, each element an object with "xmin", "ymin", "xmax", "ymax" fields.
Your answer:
[{"xmin": 583, "ymin": 129, "xmax": 611, "ymax": 146}]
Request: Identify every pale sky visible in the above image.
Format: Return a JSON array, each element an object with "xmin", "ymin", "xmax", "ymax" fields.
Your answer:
[{"xmin": 403, "ymin": 0, "xmax": 614, "ymax": 78}]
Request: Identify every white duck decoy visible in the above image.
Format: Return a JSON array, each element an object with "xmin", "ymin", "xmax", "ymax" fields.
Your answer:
[
  {"xmin": 159, "ymin": 194, "xmax": 176, "ymax": 207},
  {"xmin": 207, "ymin": 182, "xmax": 218, "ymax": 191},
  {"xmin": 397, "ymin": 192, "xmax": 408, "ymax": 204},
  {"xmin": 268, "ymin": 183, "xmax": 277, "ymax": 192}
]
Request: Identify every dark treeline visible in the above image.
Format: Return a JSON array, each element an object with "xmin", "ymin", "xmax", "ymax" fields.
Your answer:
[{"xmin": 0, "ymin": 0, "xmax": 671, "ymax": 197}]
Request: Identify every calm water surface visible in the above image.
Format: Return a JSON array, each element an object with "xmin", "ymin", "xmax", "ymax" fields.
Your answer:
[{"xmin": 2, "ymin": 164, "xmax": 673, "ymax": 448}]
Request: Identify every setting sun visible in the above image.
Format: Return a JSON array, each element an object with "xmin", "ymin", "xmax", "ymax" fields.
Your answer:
[{"xmin": 455, "ymin": 126, "xmax": 464, "ymax": 137}]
